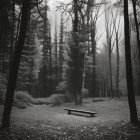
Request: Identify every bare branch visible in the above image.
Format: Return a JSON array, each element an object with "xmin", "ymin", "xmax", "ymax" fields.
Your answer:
[
  {"xmin": 79, "ymin": 1, "xmax": 108, "ymax": 7},
  {"xmin": 36, "ymin": 0, "xmax": 45, "ymax": 20}
]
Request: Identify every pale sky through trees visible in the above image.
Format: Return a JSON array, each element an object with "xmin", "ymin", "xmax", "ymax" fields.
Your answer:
[{"xmin": 47, "ymin": 0, "xmax": 124, "ymax": 51}]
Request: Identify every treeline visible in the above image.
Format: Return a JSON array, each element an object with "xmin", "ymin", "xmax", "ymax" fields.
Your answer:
[
  {"xmin": 0, "ymin": 1, "xmax": 140, "ymax": 102},
  {"xmin": 0, "ymin": 0, "xmax": 140, "ymax": 101}
]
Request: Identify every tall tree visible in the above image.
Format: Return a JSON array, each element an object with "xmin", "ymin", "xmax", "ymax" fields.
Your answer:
[
  {"xmin": 72, "ymin": 0, "xmax": 84, "ymax": 104},
  {"xmin": 2, "ymin": 0, "xmax": 30, "ymax": 128},
  {"xmin": 132, "ymin": 0, "xmax": 140, "ymax": 64},
  {"xmin": 38, "ymin": 2, "xmax": 50, "ymax": 97},
  {"xmin": 104, "ymin": 6, "xmax": 115, "ymax": 98},
  {"xmin": 112, "ymin": 10, "xmax": 121, "ymax": 98},
  {"xmin": 60, "ymin": 0, "xmax": 84, "ymax": 104},
  {"xmin": 0, "ymin": 0, "xmax": 12, "ymax": 74},
  {"xmin": 124, "ymin": 0, "xmax": 138, "ymax": 123},
  {"xmin": 54, "ymin": 17, "xmax": 58, "ymax": 85},
  {"xmin": 85, "ymin": 0, "xmax": 103, "ymax": 97},
  {"xmin": 17, "ymin": 14, "xmax": 36, "ymax": 95},
  {"xmin": 48, "ymin": 26, "xmax": 53, "ymax": 94},
  {"xmin": 131, "ymin": 0, "xmax": 140, "ymax": 96},
  {"xmin": 9, "ymin": 0, "xmax": 16, "ymax": 68},
  {"xmin": 0, "ymin": 0, "xmax": 8, "ymax": 72},
  {"xmin": 59, "ymin": 14, "xmax": 64, "ymax": 80}
]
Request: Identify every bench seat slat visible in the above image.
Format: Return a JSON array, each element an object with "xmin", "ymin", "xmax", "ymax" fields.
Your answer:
[{"xmin": 64, "ymin": 108, "xmax": 98, "ymax": 114}]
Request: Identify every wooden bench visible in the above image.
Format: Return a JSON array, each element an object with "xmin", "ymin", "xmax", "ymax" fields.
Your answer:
[{"xmin": 64, "ymin": 108, "xmax": 98, "ymax": 117}]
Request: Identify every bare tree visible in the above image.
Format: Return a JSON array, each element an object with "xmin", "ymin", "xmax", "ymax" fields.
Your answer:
[
  {"xmin": 131, "ymin": 0, "xmax": 140, "ymax": 96},
  {"xmin": 104, "ymin": 6, "xmax": 115, "ymax": 98},
  {"xmin": 124, "ymin": 0, "xmax": 138, "ymax": 123},
  {"xmin": 132, "ymin": 0, "xmax": 140, "ymax": 64},
  {"xmin": 112, "ymin": 9, "xmax": 122, "ymax": 98}
]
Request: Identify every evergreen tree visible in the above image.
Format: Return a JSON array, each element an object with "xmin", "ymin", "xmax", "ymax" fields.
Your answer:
[
  {"xmin": 59, "ymin": 0, "xmax": 85, "ymax": 104},
  {"xmin": 38, "ymin": 2, "xmax": 51, "ymax": 97},
  {"xmin": 90, "ymin": 21, "xmax": 97, "ymax": 97},
  {"xmin": 48, "ymin": 26, "xmax": 53, "ymax": 94},
  {"xmin": 54, "ymin": 18, "xmax": 58, "ymax": 86},
  {"xmin": 58, "ymin": 15, "xmax": 64, "ymax": 81},
  {"xmin": 0, "ymin": 0, "xmax": 15, "ymax": 75},
  {"xmin": 17, "ymin": 16, "xmax": 36, "ymax": 95}
]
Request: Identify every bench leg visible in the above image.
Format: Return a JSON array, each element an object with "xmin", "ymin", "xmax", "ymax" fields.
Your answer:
[{"xmin": 68, "ymin": 110, "xmax": 71, "ymax": 115}]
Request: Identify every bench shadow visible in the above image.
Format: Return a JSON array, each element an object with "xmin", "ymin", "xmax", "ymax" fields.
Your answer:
[{"xmin": 67, "ymin": 113, "xmax": 97, "ymax": 118}]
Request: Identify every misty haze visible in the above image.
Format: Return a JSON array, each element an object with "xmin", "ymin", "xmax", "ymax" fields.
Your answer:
[{"xmin": 0, "ymin": 0, "xmax": 140, "ymax": 140}]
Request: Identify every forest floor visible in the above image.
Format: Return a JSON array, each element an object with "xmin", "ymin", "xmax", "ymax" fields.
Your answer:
[{"xmin": 0, "ymin": 97, "xmax": 140, "ymax": 140}]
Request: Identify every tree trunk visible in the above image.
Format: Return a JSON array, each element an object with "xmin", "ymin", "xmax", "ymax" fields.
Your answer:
[
  {"xmin": 91, "ymin": 23, "xmax": 96, "ymax": 97},
  {"xmin": 132, "ymin": 0, "xmax": 140, "ymax": 64},
  {"xmin": 0, "ymin": 0, "xmax": 8, "ymax": 73},
  {"xmin": 9, "ymin": 0, "xmax": 15, "ymax": 69},
  {"xmin": 49, "ymin": 39, "xmax": 52, "ymax": 95},
  {"xmin": 55, "ymin": 22, "xmax": 58, "ymax": 86},
  {"xmin": 2, "ymin": 0, "xmax": 30, "ymax": 128},
  {"xmin": 109, "ymin": 44, "xmax": 113, "ymax": 98},
  {"xmin": 116, "ymin": 33, "xmax": 120, "ymax": 98},
  {"xmin": 73, "ymin": 0, "xmax": 83, "ymax": 105},
  {"xmin": 124, "ymin": 0, "xmax": 138, "ymax": 123},
  {"xmin": 132, "ymin": 0, "xmax": 140, "ymax": 96}
]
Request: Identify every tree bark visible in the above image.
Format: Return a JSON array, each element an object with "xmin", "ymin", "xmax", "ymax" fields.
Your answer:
[
  {"xmin": 132, "ymin": 0, "xmax": 140, "ymax": 96},
  {"xmin": 132, "ymin": 0, "xmax": 140, "ymax": 64},
  {"xmin": 91, "ymin": 22, "xmax": 96, "ymax": 97},
  {"xmin": 73, "ymin": 0, "xmax": 82, "ymax": 105},
  {"xmin": 109, "ymin": 42, "xmax": 113, "ymax": 98},
  {"xmin": 104, "ymin": 7, "xmax": 114, "ymax": 98},
  {"xmin": 55, "ymin": 21, "xmax": 58, "ymax": 86},
  {"xmin": 124, "ymin": 0, "xmax": 138, "ymax": 123},
  {"xmin": 9, "ymin": 0, "xmax": 15, "ymax": 69},
  {"xmin": 116, "ymin": 33, "xmax": 120, "ymax": 98},
  {"xmin": 0, "ymin": 0, "xmax": 8, "ymax": 73},
  {"xmin": 2, "ymin": 0, "xmax": 30, "ymax": 128}
]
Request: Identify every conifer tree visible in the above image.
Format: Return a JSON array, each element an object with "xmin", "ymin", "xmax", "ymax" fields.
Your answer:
[
  {"xmin": 58, "ymin": 14, "xmax": 64, "ymax": 81},
  {"xmin": 17, "ymin": 15, "xmax": 36, "ymax": 95},
  {"xmin": 38, "ymin": 2, "xmax": 51, "ymax": 97},
  {"xmin": 54, "ymin": 17, "xmax": 58, "ymax": 85}
]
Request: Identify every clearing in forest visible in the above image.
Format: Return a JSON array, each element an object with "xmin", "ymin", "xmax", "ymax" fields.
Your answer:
[{"xmin": 0, "ymin": 97, "xmax": 140, "ymax": 140}]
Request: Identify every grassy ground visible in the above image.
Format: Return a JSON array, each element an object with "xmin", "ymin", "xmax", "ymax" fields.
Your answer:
[{"xmin": 0, "ymin": 97, "xmax": 140, "ymax": 140}]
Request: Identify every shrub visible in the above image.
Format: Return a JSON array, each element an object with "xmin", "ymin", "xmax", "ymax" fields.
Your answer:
[
  {"xmin": 13, "ymin": 92, "xmax": 68, "ymax": 107},
  {"xmin": 49, "ymin": 94, "xmax": 67, "ymax": 106},
  {"xmin": 34, "ymin": 94, "xmax": 67, "ymax": 106},
  {"xmin": 92, "ymin": 98, "xmax": 106, "ymax": 102},
  {"xmin": 14, "ymin": 91, "xmax": 34, "ymax": 108},
  {"xmin": 14, "ymin": 100, "xmax": 27, "ymax": 109},
  {"xmin": 33, "ymin": 98, "xmax": 51, "ymax": 105},
  {"xmin": 33, "ymin": 94, "xmax": 67, "ymax": 106}
]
